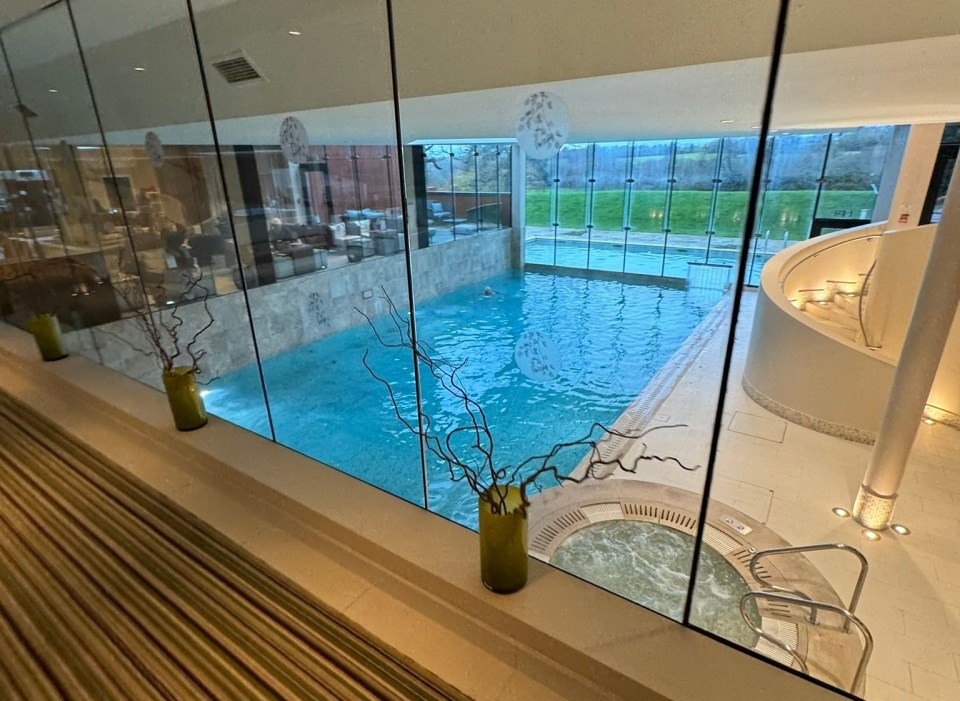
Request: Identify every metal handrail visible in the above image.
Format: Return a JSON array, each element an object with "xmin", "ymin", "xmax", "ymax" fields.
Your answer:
[
  {"xmin": 778, "ymin": 232, "xmax": 881, "ymax": 288},
  {"xmin": 858, "ymin": 258, "xmax": 880, "ymax": 348},
  {"xmin": 741, "ymin": 591, "xmax": 873, "ymax": 694},
  {"xmin": 749, "ymin": 543, "xmax": 868, "ymax": 632}
]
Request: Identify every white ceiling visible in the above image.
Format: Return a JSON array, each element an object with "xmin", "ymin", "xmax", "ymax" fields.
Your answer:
[
  {"xmin": 3, "ymin": 1, "xmax": 958, "ymax": 147},
  {"xmin": 48, "ymin": 34, "xmax": 959, "ymax": 147}
]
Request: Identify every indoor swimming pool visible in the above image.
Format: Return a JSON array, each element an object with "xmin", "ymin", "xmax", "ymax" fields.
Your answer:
[{"xmin": 205, "ymin": 271, "xmax": 718, "ymax": 527}]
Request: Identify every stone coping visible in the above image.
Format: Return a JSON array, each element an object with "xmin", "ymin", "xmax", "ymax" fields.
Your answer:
[{"xmin": 0, "ymin": 322, "xmax": 848, "ymax": 701}]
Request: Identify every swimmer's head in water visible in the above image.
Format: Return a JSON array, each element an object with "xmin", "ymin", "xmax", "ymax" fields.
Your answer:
[{"xmin": 482, "ymin": 286, "xmax": 495, "ymax": 297}]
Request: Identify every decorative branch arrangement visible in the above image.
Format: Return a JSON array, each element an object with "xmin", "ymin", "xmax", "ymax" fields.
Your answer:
[
  {"xmin": 358, "ymin": 288, "xmax": 699, "ymax": 516},
  {"xmin": 102, "ymin": 273, "xmax": 215, "ymax": 375}
]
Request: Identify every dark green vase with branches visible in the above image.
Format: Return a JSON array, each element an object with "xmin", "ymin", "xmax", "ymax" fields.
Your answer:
[
  {"xmin": 479, "ymin": 485, "xmax": 527, "ymax": 592},
  {"xmin": 104, "ymin": 274, "xmax": 214, "ymax": 431},
  {"xmin": 360, "ymin": 289, "xmax": 698, "ymax": 594}
]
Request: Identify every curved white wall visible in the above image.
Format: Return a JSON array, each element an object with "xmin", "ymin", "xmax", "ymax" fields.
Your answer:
[
  {"xmin": 745, "ymin": 219, "xmax": 960, "ymax": 441},
  {"xmin": 744, "ymin": 224, "xmax": 896, "ymax": 443}
]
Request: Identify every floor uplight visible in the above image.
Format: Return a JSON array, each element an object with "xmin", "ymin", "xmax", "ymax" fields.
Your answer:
[
  {"xmin": 891, "ymin": 524, "xmax": 911, "ymax": 536},
  {"xmin": 863, "ymin": 530, "xmax": 881, "ymax": 541},
  {"xmin": 832, "ymin": 507, "xmax": 850, "ymax": 518}
]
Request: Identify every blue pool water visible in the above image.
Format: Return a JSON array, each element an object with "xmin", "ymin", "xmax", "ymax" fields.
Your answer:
[
  {"xmin": 205, "ymin": 271, "xmax": 718, "ymax": 527},
  {"xmin": 525, "ymin": 238, "xmax": 771, "ymax": 286}
]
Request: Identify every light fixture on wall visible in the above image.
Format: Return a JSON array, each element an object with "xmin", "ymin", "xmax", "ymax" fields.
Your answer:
[
  {"xmin": 720, "ymin": 119, "xmax": 733, "ymax": 124},
  {"xmin": 133, "ymin": 66, "xmax": 146, "ymax": 72},
  {"xmin": 287, "ymin": 29, "xmax": 302, "ymax": 36},
  {"xmin": 48, "ymin": 88, "xmax": 58, "ymax": 94}
]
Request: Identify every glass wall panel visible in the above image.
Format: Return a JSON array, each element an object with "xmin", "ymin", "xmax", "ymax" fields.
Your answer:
[
  {"xmin": 192, "ymin": 0, "xmax": 423, "ymax": 505},
  {"xmin": 64, "ymin": 0, "xmax": 273, "ymax": 435},
  {"xmin": 757, "ymin": 133, "xmax": 830, "ymax": 242},
  {"xmin": 717, "ymin": 137, "xmax": 762, "ymax": 284},
  {"xmin": 668, "ymin": 138, "xmax": 721, "ymax": 242},
  {"xmin": 523, "ymin": 150, "xmax": 555, "ymax": 264},
  {"xmin": 692, "ymin": 2, "xmax": 960, "ymax": 698},
  {"xmin": 816, "ymin": 125, "xmax": 893, "ymax": 221},
  {"xmin": 0, "ymin": 3, "xmax": 117, "ymax": 361},
  {"xmin": 553, "ymin": 144, "xmax": 590, "ymax": 269},
  {"xmin": 393, "ymin": 0, "xmax": 779, "ymax": 633},
  {"xmin": 625, "ymin": 139, "xmax": 672, "ymax": 276},
  {"xmin": 588, "ymin": 141, "xmax": 629, "ymax": 272}
]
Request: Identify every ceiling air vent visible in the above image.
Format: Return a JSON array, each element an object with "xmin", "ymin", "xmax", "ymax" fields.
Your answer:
[{"xmin": 211, "ymin": 53, "xmax": 263, "ymax": 85}]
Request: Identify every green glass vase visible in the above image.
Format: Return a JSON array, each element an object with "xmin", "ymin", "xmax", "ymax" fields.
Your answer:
[
  {"xmin": 479, "ymin": 485, "xmax": 528, "ymax": 593},
  {"xmin": 162, "ymin": 366, "xmax": 208, "ymax": 431},
  {"xmin": 28, "ymin": 314, "xmax": 67, "ymax": 361}
]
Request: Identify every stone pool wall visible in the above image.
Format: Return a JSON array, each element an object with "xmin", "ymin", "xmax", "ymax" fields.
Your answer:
[{"xmin": 66, "ymin": 227, "xmax": 518, "ymax": 387}]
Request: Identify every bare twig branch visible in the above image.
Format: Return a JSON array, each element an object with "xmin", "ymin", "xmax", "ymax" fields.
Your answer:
[
  {"xmin": 359, "ymin": 289, "xmax": 697, "ymax": 516},
  {"xmin": 104, "ymin": 268, "xmax": 215, "ymax": 376}
]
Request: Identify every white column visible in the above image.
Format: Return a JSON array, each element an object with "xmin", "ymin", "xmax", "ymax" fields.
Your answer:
[
  {"xmin": 881, "ymin": 123, "xmax": 944, "ymax": 231},
  {"xmin": 854, "ymin": 168, "xmax": 960, "ymax": 529}
]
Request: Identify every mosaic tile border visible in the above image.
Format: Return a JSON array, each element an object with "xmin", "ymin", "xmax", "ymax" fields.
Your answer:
[{"xmin": 741, "ymin": 376, "xmax": 877, "ymax": 445}]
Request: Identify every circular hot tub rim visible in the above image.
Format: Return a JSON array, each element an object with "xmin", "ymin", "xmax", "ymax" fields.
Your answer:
[{"xmin": 527, "ymin": 480, "xmax": 861, "ymax": 687}]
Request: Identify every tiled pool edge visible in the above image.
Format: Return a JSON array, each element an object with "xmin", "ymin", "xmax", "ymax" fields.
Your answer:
[{"xmin": 0, "ymin": 322, "xmax": 848, "ymax": 701}]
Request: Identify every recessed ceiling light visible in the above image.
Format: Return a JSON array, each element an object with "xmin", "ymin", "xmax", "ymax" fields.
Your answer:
[
  {"xmin": 863, "ymin": 529, "xmax": 881, "ymax": 541},
  {"xmin": 720, "ymin": 119, "xmax": 734, "ymax": 124},
  {"xmin": 134, "ymin": 66, "xmax": 146, "ymax": 72},
  {"xmin": 832, "ymin": 507, "xmax": 850, "ymax": 518},
  {"xmin": 891, "ymin": 524, "xmax": 911, "ymax": 536},
  {"xmin": 288, "ymin": 29, "xmax": 302, "ymax": 36},
  {"xmin": 48, "ymin": 88, "xmax": 58, "ymax": 93}
]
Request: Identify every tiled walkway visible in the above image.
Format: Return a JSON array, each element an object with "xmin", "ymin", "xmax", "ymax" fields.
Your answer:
[{"xmin": 619, "ymin": 289, "xmax": 960, "ymax": 701}]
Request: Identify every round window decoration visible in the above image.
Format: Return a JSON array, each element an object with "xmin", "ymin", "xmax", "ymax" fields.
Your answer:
[
  {"xmin": 145, "ymin": 131, "xmax": 164, "ymax": 168},
  {"xmin": 514, "ymin": 330, "xmax": 561, "ymax": 382},
  {"xmin": 516, "ymin": 91, "xmax": 570, "ymax": 160},
  {"xmin": 279, "ymin": 115, "xmax": 310, "ymax": 164}
]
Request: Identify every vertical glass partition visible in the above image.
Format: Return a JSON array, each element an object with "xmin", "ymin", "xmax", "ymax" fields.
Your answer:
[
  {"xmin": 391, "ymin": 0, "xmax": 781, "ymax": 633},
  {"xmin": 692, "ymin": 2, "xmax": 960, "ymax": 699},
  {"xmin": 1, "ymin": 3, "xmax": 116, "ymax": 359},
  {"xmin": 626, "ymin": 140, "xmax": 673, "ymax": 276},
  {"xmin": 191, "ymin": 0, "xmax": 424, "ymax": 505},
  {"xmin": 66, "ymin": 0, "xmax": 272, "ymax": 430}
]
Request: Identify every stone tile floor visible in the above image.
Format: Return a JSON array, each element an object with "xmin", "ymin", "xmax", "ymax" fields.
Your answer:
[{"xmin": 619, "ymin": 289, "xmax": 960, "ymax": 701}]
